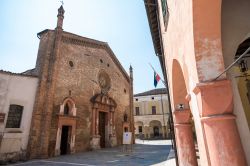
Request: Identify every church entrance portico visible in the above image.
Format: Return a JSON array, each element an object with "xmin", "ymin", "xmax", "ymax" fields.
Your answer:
[{"xmin": 90, "ymin": 94, "xmax": 117, "ymax": 150}]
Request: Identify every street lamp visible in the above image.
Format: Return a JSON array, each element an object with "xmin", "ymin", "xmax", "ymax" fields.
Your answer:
[
  {"xmin": 239, "ymin": 59, "xmax": 248, "ymax": 73},
  {"xmin": 239, "ymin": 59, "xmax": 248, "ymax": 80}
]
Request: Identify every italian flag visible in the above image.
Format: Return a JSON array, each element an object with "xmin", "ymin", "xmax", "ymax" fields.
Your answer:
[{"xmin": 154, "ymin": 72, "xmax": 161, "ymax": 87}]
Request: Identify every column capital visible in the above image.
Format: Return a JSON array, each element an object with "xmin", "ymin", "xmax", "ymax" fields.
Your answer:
[
  {"xmin": 173, "ymin": 109, "xmax": 191, "ymax": 124},
  {"xmin": 193, "ymin": 79, "xmax": 233, "ymax": 117}
]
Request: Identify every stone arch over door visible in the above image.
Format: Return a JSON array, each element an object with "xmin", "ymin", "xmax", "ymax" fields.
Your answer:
[
  {"xmin": 55, "ymin": 97, "xmax": 77, "ymax": 156},
  {"xmin": 149, "ymin": 120, "xmax": 162, "ymax": 138},
  {"xmin": 172, "ymin": 59, "xmax": 198, "ymax": 166},
  {"xmin": 90, "ymin": 93, "xmax": 117, "ymax": 149}
]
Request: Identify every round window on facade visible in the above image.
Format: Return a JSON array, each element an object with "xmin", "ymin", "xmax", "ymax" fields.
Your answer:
[{"xmin": 69, "ymin": 61, "xmax": 74, "ymax": 67}]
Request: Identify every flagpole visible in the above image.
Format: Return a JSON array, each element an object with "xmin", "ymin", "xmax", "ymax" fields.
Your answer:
[
  {"xmin": 149, "ymin": 63, "xmax": 166, "ymax": 85},
  {"xmin": 149, "ymin": 63, "xmax": 178, "ymax": 165}
]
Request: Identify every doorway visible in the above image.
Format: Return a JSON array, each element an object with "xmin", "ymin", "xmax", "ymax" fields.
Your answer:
[
  {"xmin": 153, "ymin": 126, "xmax": 159, "ymax": 137},
  {"xmin": 60, "ymin": 126, "xmax": 71, "ymax": 155},
  {"xmin": 99, "ymin": 112, "xmax": 106, "ymax": 148}
]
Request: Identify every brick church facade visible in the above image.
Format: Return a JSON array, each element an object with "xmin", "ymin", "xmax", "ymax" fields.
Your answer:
[{"xmin": 0, "ymin": 5, "xmax": 134, "ymax": 162}]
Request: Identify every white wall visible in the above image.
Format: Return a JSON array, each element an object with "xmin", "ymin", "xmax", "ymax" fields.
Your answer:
[{"xmin": 0, "ymin": 72, "xmax": 38, "ymax": 157}]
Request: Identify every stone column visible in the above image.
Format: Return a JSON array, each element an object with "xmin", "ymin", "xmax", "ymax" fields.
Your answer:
[
  {"xmin": 70, "ymin": 122, "xmax": 76, "ymax": 154},
  {"xmin": 144, "ymin": 125, "xmax": 149, "ymax": 139},
  {"xmin": 90, "ymin": 106, "xmax": 101, "ymax": 150},
  {"xmin": 92, "ymin": 108, "xmax": 96, "ymax": 136},
  {"xmin": 96, "ymin": 110, "xmax": 99, "ymax": 135},
  {"xmin": 193, "ymin": 80, "xmax": 247, "ymax": 166},
  {"xmin": 112, "ymin": 111, "xmax": 115, "ymax": 135},
  {"xmin": 173, "ymin": 110, "xmax": 198, "ymax": 166},
  {"xmin": 110, "ymin": 112, "xmax": 113, "ymax": 135},
  {"xmin": 109, "ymin": 109, "xmax": 117, "ymax": 147},
  {"xmin": 55, "ymin": 127, "xmax": 61, "ymax": 156}
]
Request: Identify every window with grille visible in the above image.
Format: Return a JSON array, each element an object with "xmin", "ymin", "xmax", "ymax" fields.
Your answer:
[
  {"xmin": 135, "ymin": 107, "xmax": 140, "ymax": 115},
  {"xmin": 152, "ymin": 106, "xmax": 156, "ymax": 115},
  {"xmin": 6, "ymin": 105, "xmax": 23, "ymax": 128}
]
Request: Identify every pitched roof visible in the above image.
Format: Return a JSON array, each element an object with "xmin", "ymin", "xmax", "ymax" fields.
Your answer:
[
  {"xmin": 0, "ymin": 69, "xmax": 37, "ymax": 78},
  {"xmin": 37, "ymin": 29, "xmax": 130, "ymax": 83},
  {"xmin": 22, "ymin": 68, "xmax": 38, "ymax": 77},
  {"xmin": 134, "ymin": 88, "xmax": 167, "ymax": 97}
]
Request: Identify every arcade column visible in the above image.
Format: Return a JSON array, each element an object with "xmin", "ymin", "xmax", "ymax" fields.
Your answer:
[
  {"xmin": 173, "ymin": 109, "xmax": 198, "ymax": 166},
  {"xmin": 90, "ymin": 106, "xmax": 101, "ymax": 150},
  {"xmin": 193, "ymin": 80, "xmax": 247, "ymax": 166}
]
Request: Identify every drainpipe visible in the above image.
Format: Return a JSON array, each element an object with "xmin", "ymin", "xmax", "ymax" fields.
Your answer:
[{"xmin": 160, "ymin": 94, "xmax": 166, "ymax": 138}]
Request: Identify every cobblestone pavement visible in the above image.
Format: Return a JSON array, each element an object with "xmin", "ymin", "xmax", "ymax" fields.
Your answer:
[{"xmin": 10, "ymin": 140, "xmax": 175, "ymax": 166}]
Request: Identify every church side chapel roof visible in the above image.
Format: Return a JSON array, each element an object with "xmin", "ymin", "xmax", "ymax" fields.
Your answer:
[
  {"xmin": 37, "ymin": 29, "xmax": 130, "ymax": 83},
  {"xmin": 134, "ymin": 88, "xmax": 167, "ymax": 97},
  {"xmin": 22, "ymin": 68, "xmax": 38, "ymax": 76},
  {"xmin": 0, "ymin": 69, "xmax": 38, "ymax": 78}
]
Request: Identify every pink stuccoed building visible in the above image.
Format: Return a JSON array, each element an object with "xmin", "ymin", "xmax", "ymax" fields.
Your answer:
[{"xmin": 144, "ymin": 0, "xmax": 250, "ymax": 166}]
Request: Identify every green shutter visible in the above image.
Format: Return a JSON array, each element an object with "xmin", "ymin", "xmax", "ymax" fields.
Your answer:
[{"xmin": 161, "ymin": 0, "xmax": 167, "ymax": 17}]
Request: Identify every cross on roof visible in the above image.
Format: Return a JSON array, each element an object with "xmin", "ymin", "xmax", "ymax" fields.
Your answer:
[{"xmin": 60, "ymin": 0, "xmax": 64, "ymax": 6}]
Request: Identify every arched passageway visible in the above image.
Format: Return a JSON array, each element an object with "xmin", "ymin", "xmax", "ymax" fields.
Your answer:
[
  {"xmin": 149, "ymin": 120, "xmax": 162, "ymax": 138},
  {"xmin": 172, "ymin": 59, "xmax": 198, "ymax": 166}
]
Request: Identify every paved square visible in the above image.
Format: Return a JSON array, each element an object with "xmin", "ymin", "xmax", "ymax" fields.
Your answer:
[{"xmin": 10, "ymin": 140, "xmax": 174, "ymax": 166}]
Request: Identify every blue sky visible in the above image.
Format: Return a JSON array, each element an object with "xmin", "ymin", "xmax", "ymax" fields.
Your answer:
[{"xmin": 0, "ymin": 0, "xmax": 164, "ymax": 94}]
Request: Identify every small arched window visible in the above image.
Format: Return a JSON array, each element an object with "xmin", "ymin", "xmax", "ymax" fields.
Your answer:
[
  {"xmin": 64, "ymin": 103, "xmax": 70, "ymax": 115},
  {"xmin": 124, "ymin": 113, "xmax": 128, "ymax": 122}
]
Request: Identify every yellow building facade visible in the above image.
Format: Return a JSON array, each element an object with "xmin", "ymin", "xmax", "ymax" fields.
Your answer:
[{"xmin": 134, "ymin": 88, "xmax": 169, "ymax": 139}]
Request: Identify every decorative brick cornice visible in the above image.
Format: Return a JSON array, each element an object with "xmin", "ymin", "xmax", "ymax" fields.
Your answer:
[{"xmin": 62, "ymin": 36, "xmax": 105, "ymax": 49}]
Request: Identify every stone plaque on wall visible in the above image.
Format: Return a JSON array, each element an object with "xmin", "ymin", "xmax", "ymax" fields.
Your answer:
[{"xmin": 0, "ymin": 113, "xmax": 5, "ymax": 122}]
